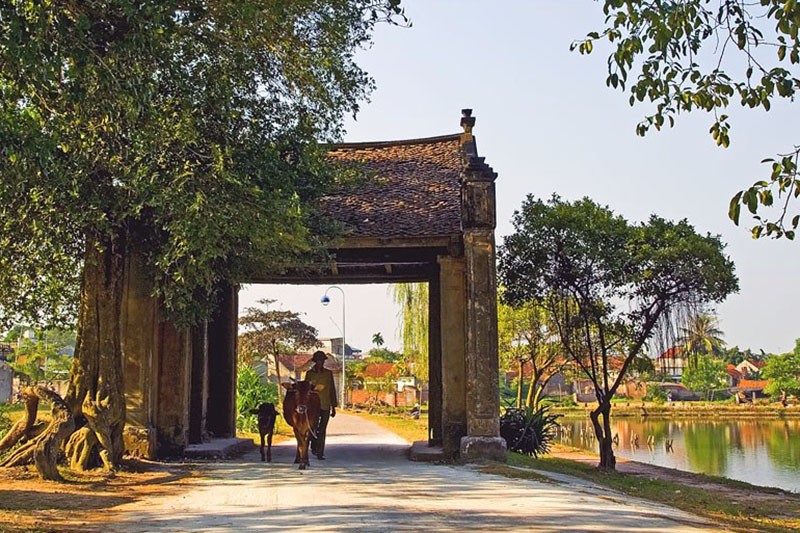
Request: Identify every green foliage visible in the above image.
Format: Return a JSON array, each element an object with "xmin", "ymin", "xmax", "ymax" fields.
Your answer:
[
  {"xmin": 644, "ymin": 383, "xmax": 668, "ymax": 404},
  {"xmin": 7, "ymin": 328, "xmax": 75, "ymax": 382},
  {"xmin": 499, "ymin": 194, "xmax": 738, "ymax": 402},
  {"xmin": 682, "ymin": 355, "xmax": 728, "ymax": 400},
  {"xmin": 497, "ymin": 295, "xmax": 562, "ymax": 410},
  {"xmin": 499, "ymin": 406, "xmax": 560, "ymax": 458},
  {"xmin": 0, "ymin": 1, "xmax": 407, "ymax": 329},
  {"xmin": 0, "ymin": 403, "xmax": 11, "ymax": 441},
  {"xmin": 498, "ymin": 194, "xmax": 738, "ymax": 467},
  {"xmin": 762, "ymin": 339, "xmax": 800, "ymax": 398},
  {"xmin": 371, "ymin": 332, "xmax": 385, "ymax": 348},
  {"xmin": 391, "ymin": 283, "xmax": 429, "ymax": 381},
  {"xmin": 574, "ymin": 1, "xmax": 800, "ymax": 239},
  {"xmin": 365, "ymin": 347, "xmax": 403, "ymax": 362},
  {"xmin": 679, "ymin": 313, "xmax": 727, "ymax": 364},
  {"xmin": 236, "ymin": 363, "xmax": 278, "ymax": 433}
]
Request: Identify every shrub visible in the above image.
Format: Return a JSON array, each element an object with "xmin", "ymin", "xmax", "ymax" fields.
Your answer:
[
  {"xmin": 0, "ymin": 403, "xmax": 11, "ymax": 440},
  {"xmin": 500, "ymin": 405, "xmax": 560, "ymax": 457},
  {"xmin": 644, "ymin": 383, "xmax": 668, "ymax": 403},
  {"xmin": 237, "ymin": 363, "xmax": 278, "ymax": 433}
]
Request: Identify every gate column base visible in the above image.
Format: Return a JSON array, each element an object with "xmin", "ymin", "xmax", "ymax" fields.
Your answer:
[{"xmin": 459, "ymin": 436, "xmax": 506, "ymax": 463}]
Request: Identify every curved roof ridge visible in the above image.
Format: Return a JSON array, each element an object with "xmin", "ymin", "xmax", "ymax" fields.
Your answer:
[{"xmin": 330, "ymin": 133, "xmax": 462, "ymax": 150}]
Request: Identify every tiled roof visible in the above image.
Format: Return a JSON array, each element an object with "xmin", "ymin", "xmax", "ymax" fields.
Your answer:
[
  {"xmin": 737, "ymin": 379, "xmax": 770, "ymax": 390},
  {"xmin": 277, "ymin": 353, "xmax": 340, "ymax": 373},
  {"xmin": 657, "ymin": 347, "xmax": 683, "ymax": 360},
  {"xmin": 362, "ymin": 362, "xmax": 397, "ymax": 379},
  {"xmin": 322, "ymin": 135, "xmax": 464, "ymax": 239}
]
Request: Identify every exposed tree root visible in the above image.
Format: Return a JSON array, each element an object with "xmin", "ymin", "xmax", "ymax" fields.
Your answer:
[
  {"xmin": 1, "ymin": 387, "xmax": 75, "ymax": 480},
  {"xmin": 0, "ymin": 387, "xmax": 39, "ymax": 453},
  {"xmin": 65, "ymin": 427, "xmax": 98, "ymax": 471}
]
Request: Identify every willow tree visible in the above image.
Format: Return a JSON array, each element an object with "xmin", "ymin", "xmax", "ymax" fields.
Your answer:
[
  {"xmin": 392, "ymin": 283, "xmax": 429, "ymax": 381},
  {"xmin": 499, "ymin": 195, "xmax": 738, "ymax": 469},
  {"xmin": 0, "ymin": 0, "xmax": 405, "ymax": 479}
]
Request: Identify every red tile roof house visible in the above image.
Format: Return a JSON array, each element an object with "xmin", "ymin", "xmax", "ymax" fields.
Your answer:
[
  {"xmin": 726, "ymin": 364, "xmax": 743, "ymax": 387},
  {"xmin": 656, "ymin": 346, "xmax": 687, "ymax": 382},
  {"xmin": 258, "ymin": 352, "xmax": 342, "ymax": 383}
]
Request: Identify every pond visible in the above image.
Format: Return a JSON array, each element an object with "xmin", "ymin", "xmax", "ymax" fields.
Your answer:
[{"xmin": 558, "ymin": 416, "xmax": 800, "ymax": 493}]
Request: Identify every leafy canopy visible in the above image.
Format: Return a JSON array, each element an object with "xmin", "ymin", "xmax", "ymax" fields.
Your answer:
[
  {"xmin": 499, "ymin": 195, "xmax": 739, "ymax": 401},
  {"xmin": 681, "ymin": 354, "xmax": 728, "ymax": 400},
  {"xmin": 574, "ymin": 1, "xmax": 800, "ymax": 239},
  {"xmin": 0, "ymin": 1, "xmax": 405, "ymax": 328}
]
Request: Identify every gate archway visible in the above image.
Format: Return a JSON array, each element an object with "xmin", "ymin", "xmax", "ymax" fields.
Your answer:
[{"xmin": 121, "ymin": 110, "xmax": 505, "ymax": 462}]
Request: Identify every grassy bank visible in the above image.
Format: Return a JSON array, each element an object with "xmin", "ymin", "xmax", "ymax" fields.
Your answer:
[
  {"xmin": 497, "ymin": 448, "xmax": 800, "ymax": 533},
  {"xmin": 552, "ymin": 401, "xmax": 800, "ymax": 418}
]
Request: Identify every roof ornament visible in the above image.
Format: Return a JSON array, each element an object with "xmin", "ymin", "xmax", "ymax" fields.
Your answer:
[
  {"xmin": 460, "ymin": 108, "xmax": 475, "ymax": 135},
  {"xmin": 460, "ymin": 108, "xmax": 478, "ymax": 157}
]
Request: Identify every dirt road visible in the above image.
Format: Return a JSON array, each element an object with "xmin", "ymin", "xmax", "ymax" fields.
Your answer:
[{"xmin": 110, "ymin": 413, "xmax": 721, "ymax": 532}]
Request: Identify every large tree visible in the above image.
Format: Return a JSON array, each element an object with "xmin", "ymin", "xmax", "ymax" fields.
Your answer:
[
  {"xmin": 574, "ymin": 1, "xmax": 800, "ymax": 239},
  {"xmin": 0, "ymin": 0, "xmax": 404, "ymax": 479},
  {"xmin": 498, "ymin": 195, "xmax": 738, "ymax": 469}
]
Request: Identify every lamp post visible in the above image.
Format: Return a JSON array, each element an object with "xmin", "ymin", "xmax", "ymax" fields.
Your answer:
[{"xmin": 321, "ymin": 286, "xmax": 346, "ymax": 410}]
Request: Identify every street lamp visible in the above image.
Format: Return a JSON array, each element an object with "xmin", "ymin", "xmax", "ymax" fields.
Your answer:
[{"xmin": 321, "ymin": 286, "xmax": 346, "ymax": 410}]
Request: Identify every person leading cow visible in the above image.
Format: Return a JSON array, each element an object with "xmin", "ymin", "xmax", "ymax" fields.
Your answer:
[{"xmin": 304, "ymin": 350, "xmax": 337, "ymax": 460}]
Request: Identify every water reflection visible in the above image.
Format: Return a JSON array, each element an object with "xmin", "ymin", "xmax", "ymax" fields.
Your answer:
[{"xmin": 559, "ymin": 417, "xmax": 800, "ymax": 492}]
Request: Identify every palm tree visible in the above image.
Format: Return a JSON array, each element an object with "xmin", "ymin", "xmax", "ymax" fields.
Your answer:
[
  {"xmin": 678, "ymin": 313, "xmax": 726, "ymax": 367},
  {"xmin": 372, "ymin": 332, "xmax": 385, "ymax": 348}
]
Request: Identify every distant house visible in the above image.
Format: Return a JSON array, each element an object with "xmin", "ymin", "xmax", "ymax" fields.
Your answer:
[
  {"xmin": 0, "ymin": 343, "xmax": 13, "ymax": 362},
  {"xmin": 735, "ymin": 359, "xmax": 765, "ymax": 378},
  {"xmin": 657, "ymin": 347, "xmax": 686, "ymax": 381},
  {"xmin": 259, "ymin": 352, "xmax": 342, "ymax": 383},
  {"xmin": 735, "ymin": 378, "xmax": 770, "ymax": 399},
  {"xmin": 726, "ymin": 364, "xmax": 742, "ymax": 387},
  {"xmin": 318, "ymin": 338, "xmax": 362, "ymax": 361},
  {"xmin": 350, "ymin": 361, "xmax": 422, "ymax": 407}
]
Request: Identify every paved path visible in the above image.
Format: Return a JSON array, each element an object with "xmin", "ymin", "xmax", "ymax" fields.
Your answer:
[{"xmin": 112, "ymin": 413, "xmax": 723, "ymax": 532}]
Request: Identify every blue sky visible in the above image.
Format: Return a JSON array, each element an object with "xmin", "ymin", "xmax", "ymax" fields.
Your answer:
[{"xmin": 241, "ymin": 1, "xmax": 800, "ymax": 355}]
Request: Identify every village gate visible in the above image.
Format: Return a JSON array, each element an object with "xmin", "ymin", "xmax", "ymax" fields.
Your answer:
[{"xmin": 120, "ymin": 110, "xmax": 505, "ymax": 462}]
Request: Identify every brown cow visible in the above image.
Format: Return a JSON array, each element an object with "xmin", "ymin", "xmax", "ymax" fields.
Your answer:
[
  {"xmin": 282, "ymin": 380, "xmax": 322, "ymax": 470},
  {"xmin": 249, "ymin": 402, "xmax": 278, "ymax": 462}
]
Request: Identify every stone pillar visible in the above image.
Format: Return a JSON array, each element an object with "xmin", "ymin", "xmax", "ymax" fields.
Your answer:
[
  {"xmin": 427, "ymin": 272, "xmax": 442, "ymax": 446},
  {"xmin": 154, "ymin": 321, "xmax": 192, "ymax": 456},
  {"xmin": 120, "ymin": 252, "xmax": 159, "ymax": 459},
  {"xmin": 458, "ymin": 109, "xmax": 506, "ymax": 461},
  {"xmin": 438, "ymin": 255, "xmax": 467, "ymax": 459},
  {"xmin": 460, "ymin": 229, "xmax": 505, "ymax": 461},
  {"xmin": 206, "ymin": 284, "xmax": 238, "ymax": 438}
]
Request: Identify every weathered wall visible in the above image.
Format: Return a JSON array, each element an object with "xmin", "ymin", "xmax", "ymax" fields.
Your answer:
[{"xmin": 438, "ymin": 255, "xmax": 467, "ymax": 458}]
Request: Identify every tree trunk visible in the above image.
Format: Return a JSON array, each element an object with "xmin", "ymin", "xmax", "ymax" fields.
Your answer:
[
  {"xmin": 590, "ymin": 402, "xmax": 616, "ymax": 470},
  {"xmin": 273, "ymin": 350, "xmax": 283, "ymax": 409},
  {"xmin": 1, "ymin": 231, "xmax": 127, "ymax": 479},
  {"xmin": 64, "ymin": 230, "xmax": 127, "ymax": 471},
  {"xmin": 516, "ymin": 359, "xmax": 524, "ymax": 408}
]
